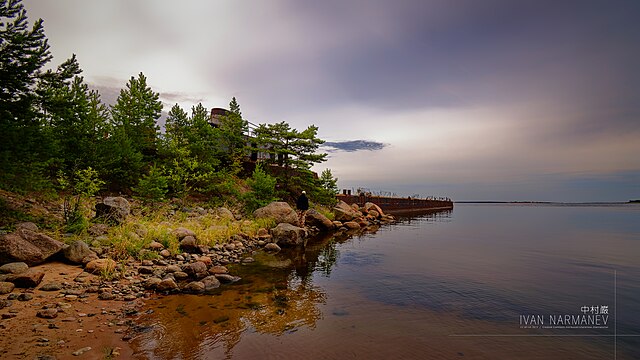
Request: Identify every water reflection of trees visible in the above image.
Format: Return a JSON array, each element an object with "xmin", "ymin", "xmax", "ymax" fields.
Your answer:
[{"xmin": 131, "ymin": 209, "xmax": 453, "ymax": 359}]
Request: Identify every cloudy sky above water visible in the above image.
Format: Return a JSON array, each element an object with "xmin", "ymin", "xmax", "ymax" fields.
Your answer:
[{"xmin": 23, "ymin": 0, "xmax": 640, "ymax": 202}]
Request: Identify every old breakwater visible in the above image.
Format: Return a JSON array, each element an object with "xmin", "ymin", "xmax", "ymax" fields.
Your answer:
[{"xmin": 337, "ymin": 194, "xmax": 454, "ymax": 213}]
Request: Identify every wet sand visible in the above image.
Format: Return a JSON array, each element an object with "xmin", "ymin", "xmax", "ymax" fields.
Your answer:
[{"xmin": 0, "ymin": 262, "xmax": 141, "ymax": 360}]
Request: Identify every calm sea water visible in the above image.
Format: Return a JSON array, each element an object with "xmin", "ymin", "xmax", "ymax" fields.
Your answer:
[{"xmin": 132, "ymin": 204, "xmax": 640, "ymax": 359}]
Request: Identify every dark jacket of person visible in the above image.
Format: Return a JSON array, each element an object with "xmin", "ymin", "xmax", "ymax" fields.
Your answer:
[{"xmin": 296, "ymin": 193, "xmax": 309, "ymax": 211}]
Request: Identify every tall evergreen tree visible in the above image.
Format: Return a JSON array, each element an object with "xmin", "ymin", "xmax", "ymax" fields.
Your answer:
[
  {"xmin": 110, "ymin": 72, "xmax": 162, "ymax": 159},
  {"xmin": 218, "ymin": 97, "xmax": 248, "ymax": 169},
  {"xmin": 36, "ymin": 55, "xmax": 108, "ymax": 172},
  {"xmin": 0, "ymin": 0, "xmax": 52, "ymax": 187},
  {"xmin": 164, "ymin": 103, "xmax": 190, "ymax": 144},
  {"xmin": 103, "ymin": 73, "xmax": 161, "ymax": 190}
]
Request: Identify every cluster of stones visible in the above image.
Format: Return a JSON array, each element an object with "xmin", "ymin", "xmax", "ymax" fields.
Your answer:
[
  {"xmin": 129, "ymin": 227, "xmax": 253, "ymax": 295},
  {"xmin": 0, "ymin": 197, "xmax": 395, "ymax": 302},
  {"xmin": 331, "ymin": 200, "xmax": 395, "ymax": 229}
]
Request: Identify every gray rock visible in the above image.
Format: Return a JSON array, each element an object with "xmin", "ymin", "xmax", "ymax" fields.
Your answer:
[
  {"xmin": 270, "ymin": 223, "xmax": 307, "ymax": 247},
  {"xmin": 172, "ymin": 227, "xmax": 196, "ymax": 240},
  {"xmin": 364, "ymin": 202, "xmax": 385, "ymax": 216},
  {"xmin": 180, "ymin": 236, "xmax": 198, "ymax": 252},
  {"xmin": 165, "ymin": 265, "xmax": 181, "ymax": 273},
  {"xmin": 208, "ymin": 266, "xmax": 228, "ymax": 275},
  {"xmin": 98, "ymin": 292, "xmax": 115, "ymax": 300},
  {"xmin": 87, "ymin": 223, "xmax": 109, "ymax": 236},
  {"xmin": 183, "ymin": 261, "xmax": 208, "ymax": 279},
  {"xmin": 63, "ymin": 241, "xmax": 97, "ymax": 264},
  {"xmin": 16, "ymin": 222, "xmax": 38, "ymax": 232},
  {"xmin": 37, "ymin": 308, "xmax": 58, "ymax": 319},
  {"xmin": 214, "ymin": 274, "xmax": 241, "ymax": 283},
  {"xmin": 156, "ymin": 278, "xmax": 179, "ymax": 292},
  {"xmin": 0, "ymin": 281, "xmax": 15, "ymax": 294},
  {"xmin": 94, "ymin": 197, "xmax": 130, "ymax": 224},
  {"xmin": 333, "ymin": 201, "xmax": 362, "ymax": 222},
  {"xmin": 183, "ymin": 281, "xmax": 205, "ymax": 294},
  {"xmin": 148, "ymin": 241, "xmax": 164, "ymax": 250},
  {"xmin": 253, "ymin": 202, "xmax": 299, "ymax": 226},
  {"xmin": 8, "ymin": 269, "xmax": 45, "ymax": 288},
  {"xmin": 0, "ymin": 229, "xmax": 64, "ymax": 266},
  {"xmin": 305, "ymin": 209, "xmax": 335, "ymax": 230},
  {"xmin": 72, "ymin": 347, "xmax": 92, "ymax": 356},
  {"xmin": 143, "ymin": 277, "xmax": 162, "ymax": 290},
  {"xmin": 173, "ymin": 271, "xmax": 189, "ymax": 280},
  {"xmin": 39, "ymin": 282, "xmax": 62, "ymax": 291},
  {"xmin": 138, "ymin": 266, "xmax": 154, "ymax": 274},
  {"xmin": 17, "ymin": 293, "xmax": 33, "ymax": 301},
  {"xmin": 216, "ymin": 207, "xmax": 235, "ymax": 220},
  {"xmin": 141, "ymin": 259, "xmax": 154, "ymax": 266},
  {"xmin": 84, "ymin": 259, "xmax": 116, "ymax": 274},
  {"xmin": 264, "ymin": 243, "xmax": 281, "ymax": 252},
  {"xmin": 343, "ymin": 221, "xmax": 361, "ymax": 229},
  {"xmin": 201, "ymin": 276, "xmax": 221, "ymax": 291},
  {"xmin": 0, "ymin": 262, "xmax": 29, "ymax": 274}
]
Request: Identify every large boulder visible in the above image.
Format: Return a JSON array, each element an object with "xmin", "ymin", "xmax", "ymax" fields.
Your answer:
[
  {"xmin": 271, "ymin": 223, "xmax": 307, "ymax": 247},
  {"xmin": 0, "ymin": 229, "xmax": 64, "ymax": 266},
  {"xmin": 364, "ymin": 202, "xmax": 385, "ymax": 217},
  {"xmin": 94, "ymin": 197, "xmax": 130, "ymax": 224},
  {"xmin": 305, "ymin": 209, "xmax": 335, "ymax": 231},
  {"xmin": 63, "ymin": 241, "xmax": 98, "ymax": 264},
  {"xmin": 254, "ymin": 202, "xmax": 299, "ymax": 226},
  {"xmin": 333, "ymin": 201, "xmax": 362, "ymax": 222},
  {"xmin": 8, "ymin": 269, "xmax": 45, "ymax": 288}
]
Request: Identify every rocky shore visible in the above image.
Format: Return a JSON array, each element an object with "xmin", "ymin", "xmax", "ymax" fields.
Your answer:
[{"xmin": 0, "ymin": 196, "xmax": 393, "ymax": 358}]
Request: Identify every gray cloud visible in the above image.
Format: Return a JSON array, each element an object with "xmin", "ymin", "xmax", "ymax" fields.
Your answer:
[
  {"xmin": 22, "ymin": 0, "xmax": 640, "ymax": 201},
  {"xmin": 211, "ymin": 0, "xmax": 640, "ymax": 139},
  {"xmin": 323, "ymin": 140, "xmax": 387, "ymax": 153}
]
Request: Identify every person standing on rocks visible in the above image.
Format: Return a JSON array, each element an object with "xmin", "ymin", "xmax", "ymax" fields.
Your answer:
[{"xmin": 296, "ymin": 191, "xmax": 309, "ymax": 226}]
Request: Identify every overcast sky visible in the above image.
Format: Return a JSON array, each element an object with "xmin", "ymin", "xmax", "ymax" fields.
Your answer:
[{"xmin": 23, "ymin": 0, "xmax": 640, "ymax": 202}]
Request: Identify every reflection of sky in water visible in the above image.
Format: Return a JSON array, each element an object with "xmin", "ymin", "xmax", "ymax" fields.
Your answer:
[
  {"xmin": 337, "ymin": 250, "xmax": 384, "ymax": 267},
  {"xmin": 134, "ymin": 204, "xmax": 640, "ymax": 359},
  {"xmin": 322, "ymin": 204, "xmax": 640, "ymax": 338}
]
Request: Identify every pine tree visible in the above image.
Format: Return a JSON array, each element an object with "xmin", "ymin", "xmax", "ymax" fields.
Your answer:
[
  {"xmin": 110, "ymin": 72, "xmax": 162, "ymax": 159},
  {"xmin": 36, "ymin": 55, "xmax": 108, "ymax": 172},
  {"xmin": 218, "ymin": 97, "xmax": 248, "ymax": 169},
  {"xmin": 164, "ymin": 103, "xmax": 190, "ymax": 143},
  {"xmin": 319, "ymin": 169, "xmax": 338, "ymax": 194},
  {"xmin": 253, "ymin": 121, "xmax": 327, "ymax": 170},
  {"xmin": 0, "ymin": 0, "xmax": 52, "ymax": 188}
]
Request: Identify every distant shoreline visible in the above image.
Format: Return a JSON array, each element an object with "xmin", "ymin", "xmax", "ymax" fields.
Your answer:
[{"xmin": 455, "ymin": 201, "xmax": 637, "ymax": 205}]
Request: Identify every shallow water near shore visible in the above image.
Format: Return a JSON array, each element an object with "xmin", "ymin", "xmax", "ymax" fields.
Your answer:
[{"xmin": 131, "ymin": 204, "xmax": 640, "ymax": 359}]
